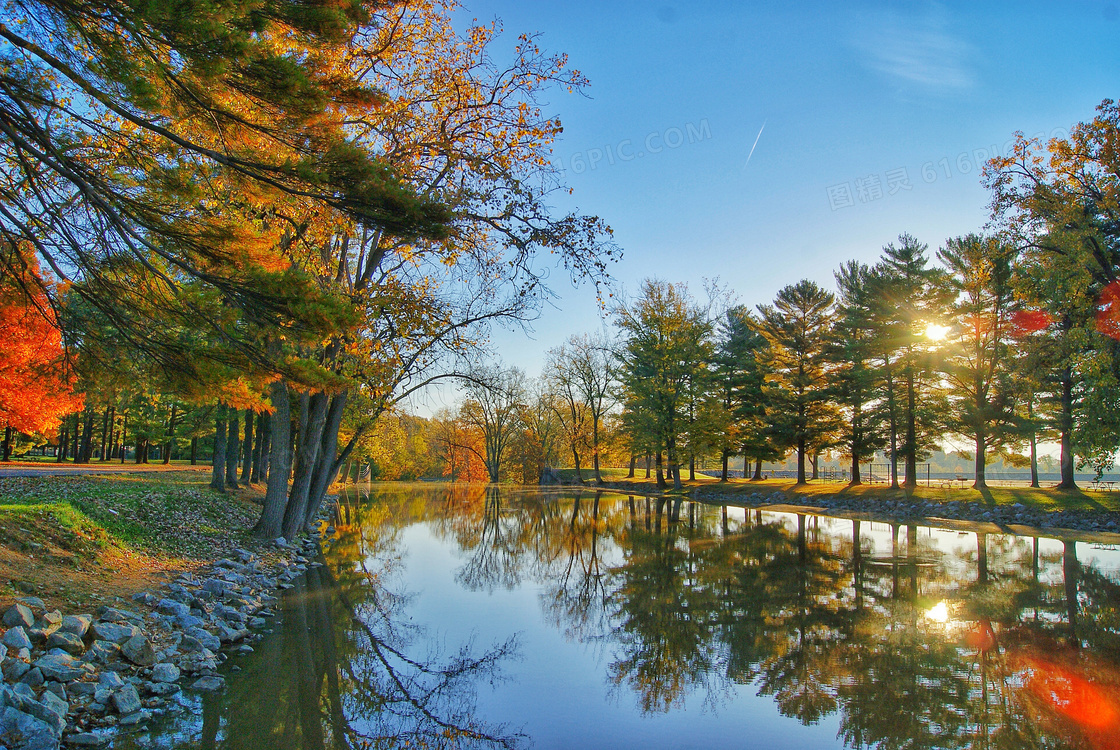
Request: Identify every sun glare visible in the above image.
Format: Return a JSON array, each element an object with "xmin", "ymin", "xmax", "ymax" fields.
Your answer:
[
  {"xmin": 925, "ymin": 601, "xmax": 950, "ymax": 624},
  {"xmin": 925, "ymin": 323, "xmax": 951, "ymax": 341}
]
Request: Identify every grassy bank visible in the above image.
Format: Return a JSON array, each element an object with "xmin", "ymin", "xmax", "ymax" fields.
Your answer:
[
  {"xmin": 0, "ymin": 469, "xmax": 263, "ymax": 613},
  {"xmin": 555, "ymin": 469, "xmax": 1120, "ymax": 514}
]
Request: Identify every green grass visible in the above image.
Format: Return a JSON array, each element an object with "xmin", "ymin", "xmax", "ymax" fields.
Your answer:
[
  {"xmin": 584, "ymin": 471, "xmax": 1120, "ymax": 514},
  {"xmin": 0, "ymin": 471, "xmax": 260, "ymax": 559}
]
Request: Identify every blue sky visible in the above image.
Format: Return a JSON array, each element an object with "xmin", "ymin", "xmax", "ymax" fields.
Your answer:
[{"xmin": 414, "ymin": 0, "xmax": 1120, "ymax": 410}]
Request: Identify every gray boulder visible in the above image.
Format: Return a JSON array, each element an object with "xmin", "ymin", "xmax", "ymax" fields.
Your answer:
[
  {"xmin": 16, "ymin": 596, "xmax": 46, "ymax": 611},
  {"xmin": 156, "ymin": 599, "xmax": 190, "ymax": 618},
  {"xmin": 18, "ymin": 667, "xmax": 44, "ymax": 687},
  {"xmin": 46, "ymin": 631, "xmax": 84, "ymax": 657},
  {"xmin": 66, "ymin": 732, "xmax": 109, "ymax": 747},
  {"xmin": 2, "ymin": 625, "xmax": 33, "ymax": 650},
  {"xmin": 120, "ymin": 635, "xmax": 156, "ymax": 667},
  {"xmin": 88, "ymin": 621, "xmax": 139, "ymax": 645},
  {"xmin": 81, "ymin": 641, "xmax": 119, "ymax": 664},
  {"xmin": 3, "ymin": 603, "xmax": 35, "ymax": 629},
  {"xmin": 0, "ymin": 705, "xmax": 59, "ymax": 750},
  {"xmin": 150, "ymin": 663, "xmax": 179, "ymax": 683},
  {"xmin": 97, "ymin": 672, "xmax": 123, "ymax": 690},
  {"xmin": 190, "ymin": 676, "xmax": 225, "ymax": 692},
  {"xmin": 110, "ymin": 684, "xmax": 141, "ymax": 715},
  {"xmin": 3, "ymin": 658, "xmax": 31, "ymax": 681},
  {"xmin": 33, "ymin": 654, "xmax": 84, "ymax": 683},
  {"xmin": 59, "ymin": 615, "xmax": 91, "ymax": 639},
  {"xmin": 183, "ymin": 628, "xmax": 221, "ymax": 652}
]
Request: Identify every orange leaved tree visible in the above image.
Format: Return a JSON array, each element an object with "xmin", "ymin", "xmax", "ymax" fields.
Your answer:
[{"xmin": 0, "ymin": 250, "xmax": 83, "ymax": 460}]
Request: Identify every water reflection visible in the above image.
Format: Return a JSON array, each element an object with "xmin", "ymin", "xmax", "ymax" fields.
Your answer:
[
  {"xmin": 120, "ymin": 501, "xmax": 523, "ymax": 750},
  {"xmin": 134, "ymin": 484, "xmax": 1120, "ymax": 750}
]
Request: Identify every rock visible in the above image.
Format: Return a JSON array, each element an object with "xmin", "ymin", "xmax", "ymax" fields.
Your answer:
[
  {"xmin": 46, "ymin": 631, "xmax": 85, "ymax": 657},
  {"xmin": 42, "ymin": 682, "xmax": 66, "ymax": 701},
  {"xmin": 156, "ymin": 599, "xmax": 190, "ymax": 618},
  {"xmin": 118, "ymin": 709, "xmax": 150, "ymax": 726},
  {"xmin": 81, "ymin": 641, "xmax": 119, "ymax": 664},
  {"xmin": 3, "ymin": 625, "xmax": 33, "ymax": 650},
  {"xmin": 3, "ymin": 603, "xmax": 35, "ymax": 629},
  {"xmin": 59, "ymin": 615, "xmax": 91, "ymax": 639},
  {"xmin": 201, "ymin": 578, "xmax": 228, "ymax": 596},
  {"xmin": 111, "ymin": 684, "xmax": 141, "ymax": 715},
  {"xmin": 183, "ymin": 628, "xmax": 221, "ymax": 652},
  {"xmin": 146, "ymin": 682, "xmax": 179, "ymax": 697},
  {"xmin": 120, "ymin": 635, "xmax": 156, "ymax": 667},
  {"xmin": 0, "ymin": 706, "xmax": 59, "ymax": 750},
  {"xmin": 150, "ymin": 663, "xmax": 179, "ymax": 683},
  {"xmin": 19, "ymin": 667, "xmax": 45, "ymax": 687},
  {"xmin": 190, "ymin": 676, "xmax": 225, "ymax": 692},
  {"xmin": 34, "ymin": 653, "xmax": 84, "ymax": 682},
  {"xmin": 272, "ymin": 537, "xmax": 288, "ymax": 548},
  {"xmin": 88, "ymin": 621, "xmax": 139, "ymax": 645},
  {"xmin": 66, "ymin": 732, "xmax": 109, "ymax": 746},
  {"xmin": 37, "ymin": 690, "xmax": 69, "ymax": 729},
  {"xmin": 97, "ymin": 672, "xmax": 123, "ymax": 690},
  {"xmin": 3, "ymin": 658, "xmax": 31, "ymax": 681},
  {"xmin": 175, "ymin": 614, "xmax": 205, "ymax": 629},
  {"xmin": 67, "ymin": 682, "xmax": 96, "ymax": 697},
  {"xmin": 16, "ymin": 596, "xmax": 46, "ymax": 611},
  {"xmin": 94, "ymin": 607, "xmax": 142, "ymax": 625}
]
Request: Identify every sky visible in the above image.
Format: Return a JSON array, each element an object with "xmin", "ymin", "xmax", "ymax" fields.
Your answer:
[{"xmin": 410, "ymin": 0, "xmax": 1120, "ymax": 413}]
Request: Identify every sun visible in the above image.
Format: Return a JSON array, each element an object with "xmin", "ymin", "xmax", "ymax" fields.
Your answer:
[{"xmin": 925, "ymin": 323, "xmax": 951, "ymax": 341}]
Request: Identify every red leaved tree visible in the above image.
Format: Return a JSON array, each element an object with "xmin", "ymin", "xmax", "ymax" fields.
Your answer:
[{"xmin": 0, "ymin": 250, "xmax": 84, "ymax": 459}]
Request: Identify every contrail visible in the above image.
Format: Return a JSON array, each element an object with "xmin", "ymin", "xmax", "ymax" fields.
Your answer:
[{"xmin": 744, "ymin": 121, "xmax": 765, "ymax": 169}]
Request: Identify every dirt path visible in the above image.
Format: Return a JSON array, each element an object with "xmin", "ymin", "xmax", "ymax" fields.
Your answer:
[{"xmin": 0, "ymin": 463, "xmax": 210, "ymax": 478}]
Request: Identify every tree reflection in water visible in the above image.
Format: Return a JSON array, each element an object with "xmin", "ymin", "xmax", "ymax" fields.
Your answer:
[
  {"xmin": 122, "ymin": 492, "xmax": 524, "ymax": 750},
  {"xmin": 133, "ymin": 485, "xmax": 1120, "ymax": 750},
  {"xmin": 350, "ymin": 485, "xmax": 1120, "ymax": 750}
]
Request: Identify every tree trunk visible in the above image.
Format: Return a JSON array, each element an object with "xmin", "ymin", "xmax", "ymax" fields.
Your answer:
[
  {"xmin": 627, "ymin": 454, "xmax": 635, "ymax": 479},
  {"xmin": 282, "ymin": 390, "xmax": 329, "ymax": 539},
  {"xmin": 571, "ymin": 446, "xmax": 584, "ymax": 485},
  {"xmin": 688, "ymin": 454, "xmax": 695, "ymax": 482},
  {"xmin": 210, "ymin": 405, "xmax": 227, "ymax": 491},
  {"xmin": 720, "ymin": 450, "xmax": 729, "ymax": 482},
  {"xmin": 118, "ymin": 415, "xmax": 126, "ymax": 463},
  {"xmin": 304, "ymin": 392, "xmax": 349, "ymax": 528},
  {"xmin": 135, "ymin": 437, "xmax": 146, "ymax": 464},
  {"xmin": 190, "ymin": 436, "xmax": 198, "ymax": 465},
  {"xmin": 655, "ymin": 451, "xmax": 666, "ymax": 489},
  {"xmin": 105, "ymin": 407, "xmax": 116, "ymax": 462},
  {"xmin": 1057, "ymin": 366, "xmax": 1077, "ymax": 489},
  {"xmin": 257, "ymin": 413, "xmax": 272, "ymax": 485},
  {"xmin": 240, "ymin": 410, "xmax": 255, "ymax": 485},
  {"xmin": 645, "ymin": 452, "xmax": 651, "ymax": 479},
  {"xmin": 904, "ymin": 366, "xmax": 917, "ymax": 488},
  {"xmin": 163, "ymin": 403, "xmax": 178, "ymax": 465},
  {"xmin": 593, "ymin": 449, "xmax": 603, "ymax": 485},
  {"xmin": 2, "ymin": 425, "xmax": 11, "ymax": 461},
  {"xmin": 850, "ymin": 452, "xmax": 862, "ymax": 485},
  {"xmin": 99, "ymin": 406, "xmax": 111, "ymax": 462},
  {"xmin": 974, "ymin": 432, "xmax": 987, "ymax": 489},
  {"xmin": 255, "ymin": 381, "xmax": 292, "ymax": 538},
  {"xmin": 810, "ymin": 452, "xmax": 819, "ymax": 481},
  {"xmin": 753, "ymin": 458, "xmax": 763, "ymax": 481},
  {"xmin": 796, "ymin": 436, "xmax": 807, "ymax": 484},
  {"xmin": 57, "ymin": 423, "xmax": 68, "ymax": 462},
  {"xmin": 225, "ymin": 413, "xmax": 240, "ymax": 488},
  {"xmin": 71, "ymin": 413, "xmax": 82, "ymax": 463}
]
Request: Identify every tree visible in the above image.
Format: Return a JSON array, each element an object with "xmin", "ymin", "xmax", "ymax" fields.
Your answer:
[
  {"xmin": 830, "ymin": 262, "xmax": 886, "ymax": 485},
  {"xmin": 614, "ymin": 280, "xmax": 714, "ymax": 490},
  {"xmin": 757, "ymin": 280, "xmax": 842, "ymax": 484},
  {"xmin": 938, "ymin": 234, "xmax": 1019, "ymax": 488},
  {"xmin": 565, "ymin": 334, "xmax": 617, "ymax": 485},
  {"xmin": 458, "ymin": 366, "xmax": 527, "ymax": 483},
  {"xmin": 712, "ymin": 307, "xmax": 776, "ymax": 480},
  {"xmin": 0, "ymin": 248, "xmax": 83, "ymax": 458},
  {"xmin": 874, "ymin": 234, "xmax": 952, "ymax": 488}
]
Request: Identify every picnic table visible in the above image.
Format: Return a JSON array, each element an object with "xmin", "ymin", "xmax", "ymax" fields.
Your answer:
[{"xmin": 1089, "ymin": 479, "xmax": 1116, "ymax": 491}]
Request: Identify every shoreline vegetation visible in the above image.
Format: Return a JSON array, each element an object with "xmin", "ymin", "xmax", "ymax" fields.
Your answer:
[{"xmin": 3, "ymin": 469, "xmax": 1119, "ymax": 616}]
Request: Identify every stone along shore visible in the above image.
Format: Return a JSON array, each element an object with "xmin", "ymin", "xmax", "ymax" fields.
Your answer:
[{"xmin": 0, "ymin": 533, "xmax": 324, "ymax": 749}]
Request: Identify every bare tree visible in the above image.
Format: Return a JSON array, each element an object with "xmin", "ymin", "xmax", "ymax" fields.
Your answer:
[{"xmin": 459, "ymin": 365, "xmax": 527, "ymax": 483}]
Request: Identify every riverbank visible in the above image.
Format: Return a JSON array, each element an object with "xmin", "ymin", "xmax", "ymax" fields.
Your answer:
[
  {"xmin": 0, "ymin": 470, "xmax": 330, "ymax": 748},
  {"xmin": 589, "ymin": 473, "xmax": 1120, "ymax": 537}
]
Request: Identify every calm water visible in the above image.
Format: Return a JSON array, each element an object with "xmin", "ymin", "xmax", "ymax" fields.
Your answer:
[{"xmin": 124, "ymin": 484, "xmax": 1120, "ymax": 750}]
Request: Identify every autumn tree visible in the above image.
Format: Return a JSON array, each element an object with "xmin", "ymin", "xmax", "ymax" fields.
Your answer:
[
  {"xmin": 458, "ymin": 366, "xmax": 528, "ymax": 483},
  {"xmin": 0, "ymin": 249, "xmax": 82, "ymax": 458},
  {"xmin": 938, "ymin": 234, "xmax": 1020, "ymax": 488}
]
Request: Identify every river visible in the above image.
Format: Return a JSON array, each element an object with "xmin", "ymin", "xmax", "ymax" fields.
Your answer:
[{"xmin": 120, "ymin": 483, "xmax": 1120, "ymax": 749}]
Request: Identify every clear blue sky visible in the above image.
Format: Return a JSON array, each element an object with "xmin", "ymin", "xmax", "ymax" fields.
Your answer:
[{"xmin": 414, "ymin": 0, "xmax": 1120, "ymax": 411}]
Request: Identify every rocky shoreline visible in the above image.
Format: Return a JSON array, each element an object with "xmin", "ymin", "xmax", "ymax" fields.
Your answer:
[
  {"xmin": 692, "ymin": 487, "xmax": 1120, "ymax": 536},
  {"xmin": 0, "ymin": 531, "xmax": 325, "ymax": 750}
]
